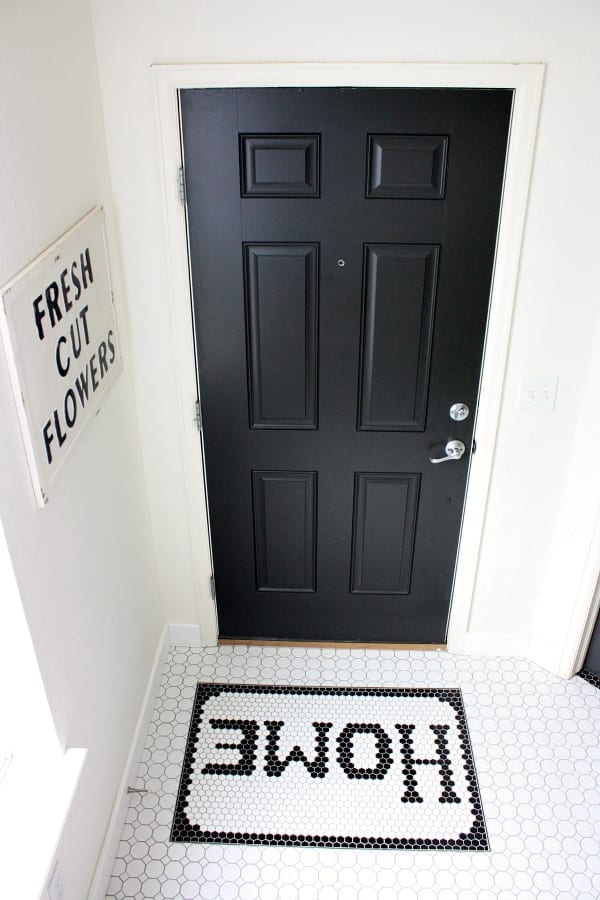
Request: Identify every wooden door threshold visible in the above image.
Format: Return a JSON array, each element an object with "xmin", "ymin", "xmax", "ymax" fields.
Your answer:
[{"xmin": 219, "ymin": 638, "xmax": 446, "ymax": 651}]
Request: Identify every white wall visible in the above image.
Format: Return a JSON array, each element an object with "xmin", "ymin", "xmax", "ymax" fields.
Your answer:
[
  {"xmin": 0, "ymin": 517, "xmax": 86, "ymax": 900},
  {"xmin": 88, "ymin": 0, "xmax": 600, "ymax": 672},
  {"xmin": 0, "ymin": 1, "xmax": 163, "ymax": 897}
]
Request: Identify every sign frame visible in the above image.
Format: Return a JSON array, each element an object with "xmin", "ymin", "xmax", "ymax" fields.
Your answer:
[{"xmin": 0, "ymin": 207, "xmax": 123, "ymax": 506}]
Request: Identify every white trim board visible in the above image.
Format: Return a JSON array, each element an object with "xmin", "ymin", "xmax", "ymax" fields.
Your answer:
[
  {"xmin": 151, "ymin": 63, "xmax": 548, "ymax": 663},
  {"xmin": 87, "ymin": 627, "xmax": 170, "ymax": 900},
  {"xmin": 558, "ymin": 507, "xmax": 600, "ymax": 678},
  {"xmin": 169, "ymin": 622, "xmax": 203, "ymax": 648}
]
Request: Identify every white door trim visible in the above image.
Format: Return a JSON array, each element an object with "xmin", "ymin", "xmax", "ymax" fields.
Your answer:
[{"xmin": 151, "ymin": 62, "xmax": 545, "ymax": 653}]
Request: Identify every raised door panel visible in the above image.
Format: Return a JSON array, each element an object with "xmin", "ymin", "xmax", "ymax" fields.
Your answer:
[
  {"xmin": 252, "ymin": 471, "xmax": 317, "ymax": 592},
  {"xmin": 240, "ymin": 134, "xmax": 320, "ymax": 197},
  {"xmin": 244, "ymin": 243, "xmax": 319, "ymax": 429},
  {"xmin": 358, "ymin": 244, "xmax": 439, "ymax": 431},
  {"xmin": 350, "ymin": 473, "xmax": 420, "ymax": 594},
  {"xmin": 366, "ymin": 135, "xmax": 448, "ymax": 199}
]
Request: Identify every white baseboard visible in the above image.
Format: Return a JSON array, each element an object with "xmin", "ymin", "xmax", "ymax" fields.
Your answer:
[
  {"xmin": 450, "ymin": 630, "xmax": 571, "ymax": 679},
  {"xmin": 527, "ymin": 634, "xmax": 563, "ymax": 677},
  {"xmin": 87, "ymin": 626, "xmax": 170, "ymax": 900},
  {"xmin": 169, "ymin": 622, "xmax": 203, "ymax": 647},
  {"xmin": 451, "ymin": 631, "xmax": 530, "ymax": 658}
]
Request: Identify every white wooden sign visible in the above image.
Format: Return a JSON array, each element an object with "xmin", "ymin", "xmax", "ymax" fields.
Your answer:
[{"xmin": 0, "ymin": 208, "xmax": 122, "ymax": 506}]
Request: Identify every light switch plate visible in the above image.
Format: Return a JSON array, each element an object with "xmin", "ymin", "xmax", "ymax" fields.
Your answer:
[{"xmin": 518, "ymin": 376, "xmax": 558, "ymax": 410}]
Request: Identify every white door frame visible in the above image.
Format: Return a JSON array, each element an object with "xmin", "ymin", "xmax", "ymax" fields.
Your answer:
[{"xmin": 151, "ymin": 62, "xmax": 544, "ymax": 652}]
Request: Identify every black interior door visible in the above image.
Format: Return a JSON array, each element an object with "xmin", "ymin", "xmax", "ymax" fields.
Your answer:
[{"xmin": 181, "ymin": 87, "xmax": 511, "ymax": 643}]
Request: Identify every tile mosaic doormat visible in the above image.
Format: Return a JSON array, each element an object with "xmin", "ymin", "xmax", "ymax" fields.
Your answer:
[{"xmin": 171, "ymin": 683, "xmax": 488, "ymax": 850}]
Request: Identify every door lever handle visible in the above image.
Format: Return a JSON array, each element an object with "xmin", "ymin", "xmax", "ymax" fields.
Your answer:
[{"xmin": 429, "ymin": 439, "xmax": 466, "ymax": 464}]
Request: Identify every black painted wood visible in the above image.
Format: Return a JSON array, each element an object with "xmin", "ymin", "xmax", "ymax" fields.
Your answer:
[
  {"xmin": 350, "ymin": 473, "xmax": 420, "ymax": 594},
  {"xmin": 358, "ymin": 244, "xmax": 438, "ymax": 430},
  {"xmin": 181, "ymin": 87, "xmax": 511, "ymax": 642},
  {"xmin": 245, "ymin": 243, "xmax": 318, "ymax": 429},
  {"xmin": 252, "ymin": 470, "xmax": 317, "ymax": 592},
  {"xmin": 366, "ymin": 134, "xmax": 449, "ymax": 199},
  {"xmin": 241, "ymin": 134, "xmax": 320, "ymax": 197}
]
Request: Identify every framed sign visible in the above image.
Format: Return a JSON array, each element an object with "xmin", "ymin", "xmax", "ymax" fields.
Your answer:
[{"xmin": 0, "ymin": 208, "xmax": 123, "ymax": 506}]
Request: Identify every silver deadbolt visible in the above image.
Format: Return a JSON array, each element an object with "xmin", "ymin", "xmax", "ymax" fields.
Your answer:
[
  {"xmin": 449, "ymin": 402, "xmax": 470, "ymax": 422},
  {"xmin": 429, "ymin": 439, "xmax": 466, "ymax": 464},
  {"xmin": 337, "ymin": 259, "xmax": 345, "ymax": 267}
]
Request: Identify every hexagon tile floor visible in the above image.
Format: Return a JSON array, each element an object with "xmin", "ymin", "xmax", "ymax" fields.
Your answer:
[{"xmin": 106, "ymin": 645, "xmax": 600, "ymax": 899}]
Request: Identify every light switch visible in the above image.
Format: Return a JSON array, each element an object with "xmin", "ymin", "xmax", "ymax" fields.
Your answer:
[{"xmin": 518, "ymin": 376, "xmax": 558, "ymax": 411}]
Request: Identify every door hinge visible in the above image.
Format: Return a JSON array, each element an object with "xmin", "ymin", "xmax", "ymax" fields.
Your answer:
[
  {"xmin": 178, "ymin": 166, "xmax": 186, "ymax": 206},
  {"xmin": 194, "ymin": 399, "xmax": 203, "ymax": 432},
  {"xmin": 210, "ymin": 575, "xmax": 216, "ymax": 603}
]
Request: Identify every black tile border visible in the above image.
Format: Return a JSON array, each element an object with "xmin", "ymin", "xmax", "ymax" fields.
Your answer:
[
  {"xmin": 578, "ymin": 669, "xmax": 600, "ymax": 690},
  {"xmin": 170, "ymin": 683, "xmax": 489, "ymax": 851}
]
